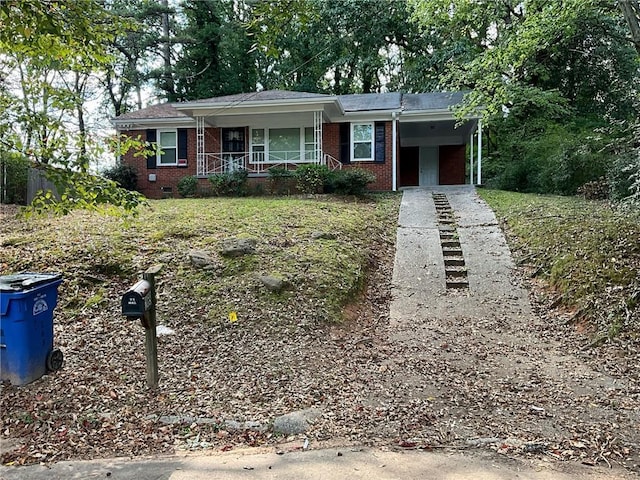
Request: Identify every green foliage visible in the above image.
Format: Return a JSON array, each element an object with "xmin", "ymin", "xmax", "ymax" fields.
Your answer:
[
  {"xmin": 0, "ymin": 153, "xmax": 29, "ymax": 204},
  {"xmin": 330, "ymin": 169, "xmax": 376, "ymax": 196},
  {"xmin": 486, "ymin": 117, "xmax": 611, "ymax": 195},
  {"xmin": 208, "ymin": 169, "xmax": 249, "ymax": 197},
  {"xmin": 480, "ymin": 189, "xmax": 640, "ymax": 339},
  {"xmin": 177, "ymin": 175, "xmax": 198, "ymax": 198},
  {"xmin": 294, "ymin": 164, "xmax": 331, "ymax": 194},
  {"xmin": 102, "ymin": 163, "xmax": 138, "ymax": 191},
  {"xmin": 267, "ymin": 166, "xmax": 296, "ymax": 195},
  {"xmin": 23, "ymin": 166, "xmax": 147, "ymax": 217},
  {"xmin": 250, "ymin": 0, "xmax": 414, "ymax": 94},
  {"xmin": 0, "ymin": 0, "xmax": 152, "ymax": 216},
  {"xmin": 168, "ymin": 0, "xmax": 257, "ymax": 101}
]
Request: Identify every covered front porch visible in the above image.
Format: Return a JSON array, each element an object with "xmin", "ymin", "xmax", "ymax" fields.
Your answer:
[
  {"xmin": 193, "ymin": 113, "xmax": 342, "ymax": 176},
  {"xmin": 172, "ymin": 93, "xmax": 345, "ymax": 177}
]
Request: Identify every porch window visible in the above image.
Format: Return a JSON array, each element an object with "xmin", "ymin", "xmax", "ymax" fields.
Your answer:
[
  {"xmin": 158, "ymin": 130, "xmax": 177, "ymax": 165},
  {"xmin": 351, "ymin": 123, "xmax": 374, "ymax": 161},
  {"xmin": 252, "ymin": 129, "xmax": 265, "ymax": 162},
  {"xmin": 250, "ymin": 127, "xmax": 317, "ymax": 163},
  {"xmin": 269, "ymin": 128, "xmax": 300, "ymax": 162},
  {"xmin": 304, "ymin": 127, "xmax": 316, "ymax": 161}
]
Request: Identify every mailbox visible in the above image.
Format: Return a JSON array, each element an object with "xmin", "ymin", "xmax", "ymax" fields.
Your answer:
[{"xmin": 121, "ymin": 280, "xmax": 152, "ymax": 318}]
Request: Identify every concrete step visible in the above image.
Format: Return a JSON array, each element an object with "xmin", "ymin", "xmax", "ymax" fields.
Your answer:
[
  {"xmin": 444, "ymin": 258, "xmax": 465, "ymax": 267},
  {"xmin": 442, "ymin": 247, "xmax": 464, "ymax": 256},
  {"xmin": 444, "ymin": 268, "xmax": 467, "ymax": 278},
  {"xmin": 446, "ymin": 279, "xmax": 469, "ymax": 289}
]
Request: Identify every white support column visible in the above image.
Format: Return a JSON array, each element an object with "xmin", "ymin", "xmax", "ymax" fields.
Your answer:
[
  {"xmin": 392, "ymin": 112, "xmax": 398, "ymax": 191},
  {"xmin": 476, "ymin": 119, "xmax": 483, "ymax": 186},
  {"xmin": 469, "ymin": 130, "xmax": 474, "ymax": 185},
  {"xmin": 314, "ymin": 110, "xmax": 322, "ymax": 164},
  {"xmin": 196, "ymin": 116, "xmax": 205, "ymax": 176}
]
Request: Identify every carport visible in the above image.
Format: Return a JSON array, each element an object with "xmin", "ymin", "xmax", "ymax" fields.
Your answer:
[{"xmin": 398, "ymin": 93, "xmax": 482, "ymax": 187}]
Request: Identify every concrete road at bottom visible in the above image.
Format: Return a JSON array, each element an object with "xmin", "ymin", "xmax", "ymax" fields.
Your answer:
[{"xmin": 0, "ymin": 446, "xmax": 634, "ymax": 480}]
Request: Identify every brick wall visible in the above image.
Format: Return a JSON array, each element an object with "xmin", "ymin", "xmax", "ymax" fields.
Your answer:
[
  {"xmin": 322, "ymin": 122, "xmax": 394, "ymax": 191},
  {"xmin": 122, "ymin": 121, "xmax": 396, "ymax": 198},
  {"xmin": 122, "ymin": 127, "xmax": 224, "ymax": 199}
]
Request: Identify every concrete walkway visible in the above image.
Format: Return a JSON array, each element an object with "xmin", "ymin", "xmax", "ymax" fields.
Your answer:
[
  {"xmin": 391, "ymin": 185, "xmax": 531, "ymax": 325},
  {"xmin": 1, "ymin": 187, "xmax": 633, "ymax": 480}
]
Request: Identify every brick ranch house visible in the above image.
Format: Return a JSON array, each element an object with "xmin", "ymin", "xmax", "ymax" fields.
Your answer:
[{"xmin": 112, "ymin": 90, "xmax": 483, "ymax": 198}]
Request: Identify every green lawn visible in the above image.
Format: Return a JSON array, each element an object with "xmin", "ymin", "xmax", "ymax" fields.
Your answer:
[
  {"xmin": 479, "ymin": 189, "xmax": 640, "ymax": 338},
  {"xmin": 2, "ymin": 195, "xmax": 400, "ymax": 328}
]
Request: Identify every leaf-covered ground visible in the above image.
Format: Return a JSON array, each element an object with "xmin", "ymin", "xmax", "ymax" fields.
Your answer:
[
  {"xmin": 0, "ymin": 195, "xmax": 399, "ymax": 464},
  {"xmin": 478, "ymin": 190, "xmax": 640, "ymax": 341},
  {"xmin": 1, "ymin": 191, "xmax": 639, "ymax": 475}
]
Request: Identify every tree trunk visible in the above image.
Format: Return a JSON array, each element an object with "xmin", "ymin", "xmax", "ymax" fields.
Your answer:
[
  {"xmin": 161, "ymin": 0, "xmax": 176, "ymax": 100},
  {"xmin": 619, "ymin": 0, "xmax": 640, "ymax": 54}
]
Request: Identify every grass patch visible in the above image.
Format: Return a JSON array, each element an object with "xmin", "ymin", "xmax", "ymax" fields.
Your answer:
[
  {"xmin": 479, "ymin": 189, "xmax": 640, "ymax": 338},
  {"xmin": 1, "ymin": 195, "xmax": 400, "ymax": 329}
]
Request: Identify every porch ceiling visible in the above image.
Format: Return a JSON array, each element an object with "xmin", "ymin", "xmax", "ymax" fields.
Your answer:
[
  {"xmin": 199, "ymin": 111, "xmax": 326, "ymax": 129},
  {"xmin": 399, "ymin": 119, "xmax": 477, "ymax": 148}
]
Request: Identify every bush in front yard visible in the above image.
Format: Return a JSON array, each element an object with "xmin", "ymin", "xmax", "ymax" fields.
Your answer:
[
  {"xmin": 177, "ymin": 175, "xmax": 198, "ymax": 198},
  {"xmin": 295, "ymin": 164, "xmax": 331, "ymax": 194},
  {"xmin": 330, "ymin": 168, "xmax": 376, "ymax": 196},
  {"xmin": 208, "ymin": 169, "xmax": 248, "ymax": 196},
  {"xmin": 267, "ymin": 166, "xmax": 296, "ymax": 195},
  {"xmin": 102, "ymin": 163, "xmax": 138, "ymax": 191}
]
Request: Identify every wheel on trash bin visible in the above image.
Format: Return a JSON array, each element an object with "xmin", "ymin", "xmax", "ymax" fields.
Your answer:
[{"xmin": 46, "ymin": 348, "xmax": 64, "ymax": 372}]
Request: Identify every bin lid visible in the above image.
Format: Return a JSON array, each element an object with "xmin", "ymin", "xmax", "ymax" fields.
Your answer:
[{"xmin": 0, "ymin": 273, "xmax": 63, "ymax": 292}]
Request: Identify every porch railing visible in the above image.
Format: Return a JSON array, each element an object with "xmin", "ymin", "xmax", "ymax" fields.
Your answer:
[{"xmin": 197, "ymin": 151, "xmax": 342, "ymax": 177}]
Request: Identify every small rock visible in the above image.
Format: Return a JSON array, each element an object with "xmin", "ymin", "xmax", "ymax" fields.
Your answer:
[
  {"xmin": 259, "ymin": 275, "xmax": 286, "ymax": 293},
  {"xmin": 156, "ymin": 325, "xmax": 175, "ymax": 337},
  {"xmin": 220, "ymin": 238, "xmax": 257, "ymax": 257},
  {"xmin": 272, "ymin": 408, "xmax": 322, "ymax": 435},
  {"xmin": 188, "ymin": 250, "xmax": 220, "ymax": 270}
]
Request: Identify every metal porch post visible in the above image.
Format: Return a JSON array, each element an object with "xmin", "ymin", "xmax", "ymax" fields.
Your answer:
[
  {"xmin": 470, "ymin": 130, "xmax": 474, "ymax": 185},
  {"xmin": 196, "ymin": 116, "xmax": 205, "ymax": 176},
  {"xmin": 314, "ymin": 111, "xmax": 323, "ymax": 164}
]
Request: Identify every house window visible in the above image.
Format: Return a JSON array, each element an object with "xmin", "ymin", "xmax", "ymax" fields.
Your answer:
[
  {"xmin": 250, "ymin": 127, "xmax": 314, "ymax": 163},
  {"xmin": 251, "ymin": 128, "xmax": 265, "ymax": 162},
  {"xmin": 158, "ymin": 130, "xmax": 177, "ymax": 165},
  {"xmin": 351, "ymin": 123, "xmax": 374, "ymax": 161},
  {"xmin": 304, "ymin": 127, "xmax": 316, "ymax": 161},
  {"xmin": 269, "ymin": 128, "xmax": 300, "ymax": 162}
]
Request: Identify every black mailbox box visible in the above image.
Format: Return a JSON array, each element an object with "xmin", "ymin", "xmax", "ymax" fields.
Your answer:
[{"xmin": 122, "ymin": 280, "xmax": 152, "ymax": 317}]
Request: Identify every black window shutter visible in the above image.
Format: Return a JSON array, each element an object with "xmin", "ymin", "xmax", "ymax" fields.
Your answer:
[
  {"xmin": 146, "ymin": 129, "xmax": 157, "ymax": 169},
  {"xmin": 177, "ymin": 128, "xmax": 188, "ymax": 167},
  {"xmin": 339, "ymin": 123, "xmax": 350, "ymax": 164},
  {"xmin": 374, "ymin": 122, "xmax": 385, "ymax": 163}
]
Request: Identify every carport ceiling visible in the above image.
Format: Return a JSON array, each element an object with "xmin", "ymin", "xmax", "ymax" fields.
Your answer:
[{"xmin": 399, "ymin": 119, "xmax": 477, "ymax": 147}]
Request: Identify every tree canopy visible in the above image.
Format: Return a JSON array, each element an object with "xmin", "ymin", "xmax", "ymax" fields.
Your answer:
[{"xmin": 1, "ymin": 0, "xmax": 639, "ymax": 209}]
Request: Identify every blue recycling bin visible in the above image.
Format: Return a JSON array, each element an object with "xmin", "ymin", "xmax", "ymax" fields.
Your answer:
[{"xmin": 0, "ymin": 273, "xmax": 64, "ymax": 385}]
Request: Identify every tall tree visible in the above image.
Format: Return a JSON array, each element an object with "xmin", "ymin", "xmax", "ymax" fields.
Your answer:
[
  {"xmin": 0, "ymin": 0, "xmax": 146, "ymax": 214},
  {"xmin": 172, "ymin": 0, "xmax": 257, "ymax": 100},
  {"xmin": 250, "ymin": 0, "xmax": 416, "ymax": 94}
]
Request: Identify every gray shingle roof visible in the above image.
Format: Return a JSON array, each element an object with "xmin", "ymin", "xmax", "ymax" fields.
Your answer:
[
  {"xmin": 115, "ymin": 102, "xmax": 188, "ymax": 120},
  {"xmin": 113, "ymin": 90, "xmax": 467, "ymax": 121},
  {"xmin": 402, "ymin": 92, "xmax": 465, "ymax": 111},
  {"xmin": 338, "ymin": 93, "xmax": 402, "ymax": 112},
  {"xmin": 188, "ymin": 90, "xmax": 331, "ymax": 104}
]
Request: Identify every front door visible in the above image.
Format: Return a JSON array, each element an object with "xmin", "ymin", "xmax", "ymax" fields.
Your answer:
[
  {"xmin": 399, "ymin": 146, "xmax": 419, "ymax": 187},
  {"xmin": 419, "ymin": 146, "xmax": 439, "ymax": 186},
  {"xmin": 221, "ymin": 128, "xmax": 245, "ymax": 171}
]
